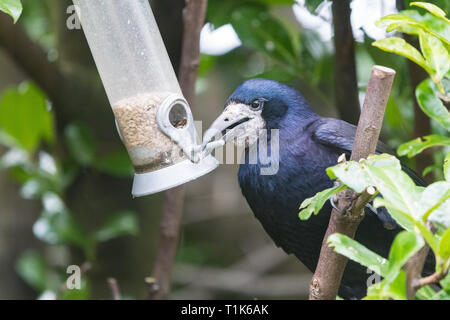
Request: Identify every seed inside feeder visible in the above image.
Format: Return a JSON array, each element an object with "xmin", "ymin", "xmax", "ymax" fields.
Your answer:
[{"xmin": 113, "ymin": 93, "xmax": 186, "ymax": 173}]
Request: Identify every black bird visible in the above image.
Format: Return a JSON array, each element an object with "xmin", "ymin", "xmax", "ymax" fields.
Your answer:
[{"xmin": 202, "ymin": 79, "xmax": 430, "ymax": 299}]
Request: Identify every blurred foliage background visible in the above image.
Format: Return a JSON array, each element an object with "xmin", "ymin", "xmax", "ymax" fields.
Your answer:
[{"xmin": 0, "ymin": 0, "xmax": 448, "ymax": 299}]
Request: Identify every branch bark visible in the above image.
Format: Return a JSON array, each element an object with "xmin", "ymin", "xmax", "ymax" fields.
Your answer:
[
  {"xmin": 332, "ymin": 0, "xmax": 360, "ymax": 125},
  {"xmin": 147, "ymin": 0, "xmax": 208, "ymax": 300},
  {"xmin": 309, "ymin": 65, "xmax": 396, "ymax": 300}
]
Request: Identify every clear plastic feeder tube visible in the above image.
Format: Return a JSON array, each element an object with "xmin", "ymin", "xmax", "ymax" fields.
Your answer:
[{"xmin": 73, "ymin": 0, "xmax": 218, "ymax": 196}]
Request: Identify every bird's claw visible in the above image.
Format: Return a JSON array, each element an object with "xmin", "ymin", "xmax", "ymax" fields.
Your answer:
[{"xmin": 330, "ymin": 194, "xmax": 342, "ymax": 213}]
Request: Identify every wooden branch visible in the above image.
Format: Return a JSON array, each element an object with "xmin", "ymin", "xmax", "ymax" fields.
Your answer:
[
  {"xmin": 414, "ymin": 271, "xmax": 446, "ymax": 289},
  {"xmin": 404, "ymin": 243, "xmax": 430, "ymax": 299},
  {"xmin": 309, "ymin": 65, "xmax": 396, "ymax": 300},
  {"xmin": 107, "ymin": 278, "xmax": 122, "ymax": 300},
  {"xmin": 0, "ymin": 14, "xmax": 64, "ymax": 106},
  {"xmin": 332, "ymin": 0, "xmax": 360, "ymax": 125},
  {"xmin": 404, "ymin": 221, "xmax": 437, "ymax": 299},
  {"xmin": 147, "ymin": 0, "xmax": 208, "ymax": 300}
]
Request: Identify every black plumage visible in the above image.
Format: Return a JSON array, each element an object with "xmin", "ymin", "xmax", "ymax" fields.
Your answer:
[{"xmin": 207, "ymin": 79, "xmax": 432, "ymax": 299}]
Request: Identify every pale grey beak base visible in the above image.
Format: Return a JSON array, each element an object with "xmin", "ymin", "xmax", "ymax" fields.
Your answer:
[{"xmin": 201, "ymin": 103, "xmax": 266, "ymax": 152}]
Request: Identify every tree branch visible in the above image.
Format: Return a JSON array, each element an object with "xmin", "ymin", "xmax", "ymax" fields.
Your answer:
[
  {"xmin": 309, "ymin": 65, "xmax": 396, "ymax": 300},
  {"xmin": 147, "ymin": 0, "xmax": 208, "ymax": 300},
  {"xmin": 107, "ymin": 278, "xmax": 122, "ymax": 300},
  {"xmin": 332, "ymin": 0, "xmax": 360, "ymax": 125}
]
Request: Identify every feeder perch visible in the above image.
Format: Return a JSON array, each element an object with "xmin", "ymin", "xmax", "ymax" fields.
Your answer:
[{"xmin": 73, "ymin": 0, "xmax": 218, "ymax": 197}]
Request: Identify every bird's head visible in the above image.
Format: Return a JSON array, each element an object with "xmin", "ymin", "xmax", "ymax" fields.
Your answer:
[{"xmin": 202, "ymin": 78, "xmax": 317, "ymax": 149}]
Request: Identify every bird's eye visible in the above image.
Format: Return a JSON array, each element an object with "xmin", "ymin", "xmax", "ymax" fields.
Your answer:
[{"xmin": 250, "ymin": 99, "xmax": 265, "ymax": 111}]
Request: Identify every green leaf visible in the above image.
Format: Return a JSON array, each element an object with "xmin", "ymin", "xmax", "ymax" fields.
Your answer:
[
  {"xmin": 326, "ymin": 154, "xmax": 401, "ymax": 193},
  {"xmin": 382, "ymin": 270, "xmax": 408, "ymax": 300},
  {"xmin": 299, "ymin": 184, "xmax": 346, "ymax": 220},
  {"xmin": 444, "ymin": 152, "xmax": 450, "ymax": 182},
  {"xmin": 438, "ymin": 228, "xmax": 450, "ymax": 261},
  {"xmin": 365, "ymin": 166, "xmax": 422, "ymax": 219},
  {"xmin": 230, "ymin": 6, "xmax": 297, "ymax": 66},
  {"xmin": 416, "ymin": 285, "xmax": 437, "ymax": 300},
  {"xmin": 416, "ymin": 79, "xmax": 450, "ymax": 131},
  {"xmin": 387, "ymin": 231, "xmax": 424, "ymax": 276},
  {"xmin": 60, "ymin": 279, "xmax": 90, "ymax": 300},
  {"xmin": 64, "ymin": 122, "xmax": 96, "ymax": 166},
  {"xmin": 398, "ymin": 135, "xmax": 450, "ymax": 158},
  {"xmin": 304, "ymin": 0, "xmax": 325, "ymax": 13},
  {"xmin": 95, "ymin": 149, "xmax": 134, "ymax": 178},
  {"xmin": 419, "ymin": 181, "xmax": 450, "ymax": 224},
  {"xmin": 327, "ymin": 233, "xmax": 389, "ymax": 277},
  {"xmin": 372, "ymin": 37, "xmax": 431, "ymax": 74},
  {"xmin": 33, "ymin": 193, "xmax": 87, "ymax": 249},
  {"xmin": 410, "ymin": 2, "xmax": 448, "ymax": 20},
  {"xmin": 0, "ymin": 82, "xmax": 54, "ymax": 152},
  {"xmin": 15, "ymin": 250, "xmax": 49, "ymax": 292},
  {"xmin": 373, "ymin": 197, "xmax": 416, "ymax": 232},
  {"xmin": 441, "ymin": 272, "xmax": 450, "ymax": 290},
  {"xmin": 365, "ymin": 270, "xmax": 408, "ymax": 300},
  {"xmin": 418, "ymin": 30, "xmax": 450, "ymax": 83},
  {"xmin": 432, "ymin": 289, "xmax": 450, "ymax": 300},
  {"xmin": 326, "ymin": 161, "xmax": 372, "ymax": 193},
  {"xmin": 377, "ymin": 12, "xmax": 450, "ymax": 47},
  {"xmin": 94, "ymin": 210, "xmax": 139, "ymax": 242},
  {"xmin": 0, "ymin": 0, "xmax": 22, "ymax": 23}
]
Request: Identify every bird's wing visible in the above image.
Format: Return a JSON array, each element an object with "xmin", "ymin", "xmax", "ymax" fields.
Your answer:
[
  {"xmin": 312, "ymin": 117, "xmax": 427, "ymax": 229},
  {"xmin": 312, "ymin": 117, "xmax": 394, "ymax": 155}
]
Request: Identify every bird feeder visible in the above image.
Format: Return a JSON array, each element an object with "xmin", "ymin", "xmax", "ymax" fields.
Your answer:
[{"xmin": 73, "ymin": 0, "xmax": 218, "ymax": 197}]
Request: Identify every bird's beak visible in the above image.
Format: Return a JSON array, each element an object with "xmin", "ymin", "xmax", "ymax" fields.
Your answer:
[{"xmin": 201, "ymin": 104, "xmax": 252, "ymax": 150}]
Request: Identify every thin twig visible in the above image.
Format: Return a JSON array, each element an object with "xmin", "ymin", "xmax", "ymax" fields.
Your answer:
[
  {"xmin": 414, "ymin": 271, "xmax": 446, "ymax": 290},
  {"xmin": 147, "ymin": 0, "xmax": 208, "ymax": 300},
  {"xmin": 309, "ymin": 65, "xmax": 396, "ymax": 300},
  {"xmin": 107, "ymin": 278, "xmax": 121, "ymax": 300}
]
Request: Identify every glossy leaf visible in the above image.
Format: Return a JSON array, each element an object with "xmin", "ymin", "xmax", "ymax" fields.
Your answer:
[
  {"xmin": 372, "ymin": 37, "xmax": 430, "ymax": 74},
  {"xmin": 64, "ymin": 122, "xmax": 96, "ymax": 166},
  {"xmin": 387, "ymin": 231, "xmax": 424, "ymax": 276},
  {"xmin": 411, "ymin": 2, "xmax": 448, "ymax": 20},
  {"xmin": 444, "ymin": 152, "xmax": 450, "ymax": 182},
  {"xmin": 416, "ymin": 79, "xmax": 450, "ymax": 131},
  {"xmin": 377, "ymin": 12, "xmax": 450, "ymax": 47},
  {"xmin": 304, "ymin": 0, "xmax": 325, "ymax": 13},
  {"xmin": 418, "ymin": 30, "xmax": 450, "ymax": 83},
  {"xmin": 373, "ymin": 197, "xmax": 416, "ymax": 232},
  {"xmin": 381, "ymin": 270, "xmax": 408, "ymax": 300},
  {"xmin": 0, "ymin": 0, "xmax": 22, "ymax": 23},
  {"xmin": 0, "ymin": 82, "xmax": 54, "ymax": 152},
  {"xmin": 94, "ymin": 210, "xmax": 139, "ymax": 242},
  {"xmin": 299, "ymin": 184, "xmax": 346, "ymax": 220},
  {"xmin": 398, "ymin": 135, "xmax": 450, "ymax": 158},
  {"xmin": 327, "ymin": 233, "xmax": 389, "ymax": 277},
  {"xmin": 438, "ymin": 228, "xmax": 450, "ymax": 261},
  {"xmin": 326, "ymin": 161, "xmax": 373, "ymax": 193},
  {"xmin": 419, "ymin": 181, "xmax": 450, "ymax": 224}
]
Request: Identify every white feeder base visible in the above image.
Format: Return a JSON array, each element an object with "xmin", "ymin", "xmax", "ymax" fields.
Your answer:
[{"xmin": 132, "ymin": 155, "xmax": 219, "ymax": 197}]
